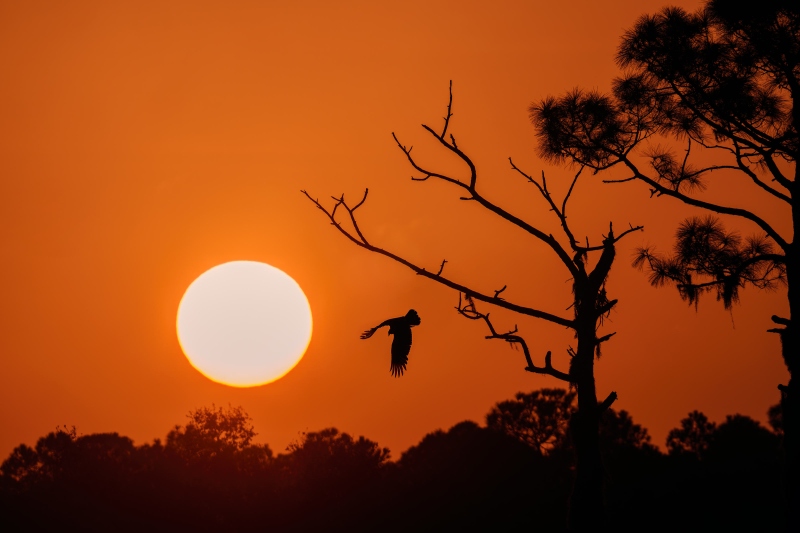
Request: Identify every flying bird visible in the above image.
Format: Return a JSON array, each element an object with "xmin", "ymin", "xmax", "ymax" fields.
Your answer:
[{"xmin": 360, "ymin": 309, "xmax": 421, "ymax": 377}]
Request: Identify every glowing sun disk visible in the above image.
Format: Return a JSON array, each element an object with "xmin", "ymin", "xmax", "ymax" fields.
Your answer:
[{"xmin": 176, "ymin": 261, "xmax": 312, "ymax": 387}]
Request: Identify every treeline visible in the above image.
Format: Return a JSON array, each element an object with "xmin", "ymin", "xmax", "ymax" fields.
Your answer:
[{"xmin": 0, "ymin": 392, "xmax": 785, "ymax": 532}]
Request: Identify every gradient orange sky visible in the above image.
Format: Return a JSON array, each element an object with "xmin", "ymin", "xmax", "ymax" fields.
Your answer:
[{"xmin": 0, "ymin": 0, "xmax": 789, "ymax": 460}]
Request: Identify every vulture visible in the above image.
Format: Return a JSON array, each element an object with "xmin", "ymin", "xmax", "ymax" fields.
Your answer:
[{"xmin": 360, "ymin": 309, "xmax": 421, "ymax": 377}]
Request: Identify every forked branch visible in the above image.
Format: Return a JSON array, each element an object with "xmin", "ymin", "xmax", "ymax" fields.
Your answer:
[
  {"xmin": 509, "ymin": 160, "xmax": 581, "ymax": 252},
  {"xmin": 456, "ymin": 293, "xmax": 572, "ymax": 382},
  {"xmin": 391, "ymin": 84, "xmax": 581, "ymax": 278},
  {"xmin": 510, "ymin": 161, "xmax": 643, "ymax": 254}
]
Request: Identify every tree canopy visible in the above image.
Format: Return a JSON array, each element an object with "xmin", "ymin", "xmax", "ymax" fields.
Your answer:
[{"xmin": 531, "ymin": 1, "xmax": 796, "ymax": 305}]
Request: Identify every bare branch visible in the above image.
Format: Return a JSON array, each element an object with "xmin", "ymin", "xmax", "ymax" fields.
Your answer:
[
  {"xmin": 730, "ymin": 140, "xmax": 791, "ymax": 203},
  {"xmin": 599, "ymin": 391, "xmax": 618, "ymax": 413},
  {"xmin": 575, "ymin": 223, "xmax": 645, "ymax": 253},
  {"xmin": 526, "ymin": 351, "xmax": 572, "ymax": 382},
  {"xmin": 392, "ymin": 132, "xmax": 464, "ymax": 188},
  {"xmin": 760, "ymin": 152, "xmax": 792, "ymax": 190},
  {"xmin": 352, "ymin": 188, "xmax": 369, "ymax": 211},
  {"xmin": 436, "ymin": 259, "xmax": 447, "ymax": 276},
  {"xmin": 772, "ymin": 315, "xmax": 790, "ymax": 326},
  {"xmin": 457, "ymin": 294, "xmax": 572, "ymax": 382},
  {"xmin": 561, "ymin": 166, "xmax": 583, "ymax": 221},
  {"xmin": 680, "ymin": 138, "xmax": 692, "ymax": 179},
  {"xmin": 302, "ymin": 190, "xmax": 575, "ymax": 328},
  {"xmin": 620, "ymin": 158, "xmax": 789, "ymax": 251},
  {"xmin": 395, "ymin": 124, "xmax": 581, "ymax": 277},
  {"xmin": 511, "ymin": 161, "xmax": 643, "ymax": 255},
  {"xmin": 603, "ymin": 176, "xmax": 638, "ymax": 184},
  {"xmin": 612, "ymin": 224, "xmax": 645, "ymax": 243},
  {"xmin": 596, "ymin": 332, "xmax": 616, "ymax": 344},
  {"xmin": 509, "ymin": 159, "xmax": 581, "ymax": 254},
  {"xmin": 440, "ymin": 80, "xmax": 454, "ymax": 139}
]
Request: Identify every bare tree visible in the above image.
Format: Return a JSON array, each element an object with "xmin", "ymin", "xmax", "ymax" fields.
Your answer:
[
  {"xmin": 530, "ymin": 1, "xmax": 799, "ymax": 524},
  {"xmin": 303, "ymin": 83, "xmax": 642, "ymax": 529}
]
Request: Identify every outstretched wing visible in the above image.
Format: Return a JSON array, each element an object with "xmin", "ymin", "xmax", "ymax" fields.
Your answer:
[{"xmin": 389, "ymin": 325, "xmax": 412, "ymax": 377}]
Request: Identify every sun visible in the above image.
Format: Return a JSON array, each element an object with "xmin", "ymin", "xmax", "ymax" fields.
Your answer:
[{"xmin": 176, "ymin": 261, "xmax": 312, "ymax": 387}]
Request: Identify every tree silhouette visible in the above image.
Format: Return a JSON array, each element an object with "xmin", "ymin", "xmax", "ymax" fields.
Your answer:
[
  {"xmin": 530, "ymin": 0, "xmax": 799, "ymax": 523},
  {"xmin": 0, "ymin": 397, "xmax": 792, "ymax": 531},
  {"xmin": 395, "ymin": 420, "xmax": 566, "ymax": 531},
  {"xmin": 166, "ymin": 404, "xmax": 262, "ymax": 463},
  {"xmin": 0, "ymin": 427, "xmax": 160, "ymax": 531},
  {"xmin": 275, "ymin": 428, "xmax": 391, "ymax": 531},
  {"xmin": 486, "ymin": 388, "xmax": 576, "ymax": 455},
  {"xmin": 0, "ymin": 426, "xmax": 77, "ymax": 484},
  {"xmin": 666, "ymin": 410, "xmax": 717, "ymax": 459},
  {"xmin": 769, "ymin": 402, "xmax": 784, "ymax": 437},
  {"xmin": 281, "ymin": 427, "xmax": 390, "ymax": 483},
  {"xmin": 303, "ymin": 84, "xmax": 643, "ymax": 529},
  {"xmin": 599, "ymin": 408, "xmax": 656, "ymax": 453},
  {"xmin": 708, "ymin": 413, "xmax": 782, "ymax": 465}
]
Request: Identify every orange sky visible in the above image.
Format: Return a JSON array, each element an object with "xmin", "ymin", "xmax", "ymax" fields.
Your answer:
[{"xmin": 0, "ymin": 0, "xmax": 789, "ymax": 460}]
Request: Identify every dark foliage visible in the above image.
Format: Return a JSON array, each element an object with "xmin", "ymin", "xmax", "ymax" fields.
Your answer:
[
  {"xmin": 485, "ymin": 388, "xmax": 576, "ymax": 454},
  {"xmin": 769, "ymin": 402, "xmax": 784, "ymax": 437},
  {"xmin": 666, "ymin": 410, "xmax": 717, "ymax": 458},
  {"xmin": 531, "ymin": 1, "xmax": 795, "ymax": 309},
  {"xmin": 393, "ymin": 421, "xmax": 569, "ymax": 531},
  {"xmin": 0, "ymin": 398, "xmax": 786, "ymax": 532},
  {"xmin": 633, "ymin": 216, "xmax": 784, "ymax": 309}
]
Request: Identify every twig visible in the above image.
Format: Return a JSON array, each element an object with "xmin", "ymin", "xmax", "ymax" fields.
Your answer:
[{"xmin": 440, "ymin": 80, "xmax": 454, "ymax": 139}]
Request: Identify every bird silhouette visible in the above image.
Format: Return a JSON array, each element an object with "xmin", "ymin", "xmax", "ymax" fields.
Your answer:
[{"xmin": 361, "ymin": 309, "xmax": 421, "ymax": 377}]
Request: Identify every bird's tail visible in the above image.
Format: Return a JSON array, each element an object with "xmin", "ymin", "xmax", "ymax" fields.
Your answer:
[{"xmin": 390, "ymin": 362, "xmax": 406, "ymax": 378}]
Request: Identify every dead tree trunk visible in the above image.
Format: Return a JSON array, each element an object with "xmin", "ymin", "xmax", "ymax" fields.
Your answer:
[
  {"xmin": 569, "ymin": 368, "xmax": 604, "ymax": 529},
  {"xmin": 565, "ymin": 232, "xmax": 617, "ymax": 529}
]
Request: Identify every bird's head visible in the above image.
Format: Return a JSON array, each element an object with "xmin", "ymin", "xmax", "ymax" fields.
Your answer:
[{"xmin": 406, "ymin": 309, "xmax": 421, "ymax": 326}]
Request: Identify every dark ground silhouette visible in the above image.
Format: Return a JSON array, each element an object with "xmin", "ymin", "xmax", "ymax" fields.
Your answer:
[{"xmin": 0, "ymin": 394, "xmax": 785, "ymax": 532}]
